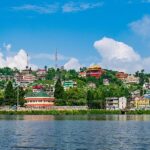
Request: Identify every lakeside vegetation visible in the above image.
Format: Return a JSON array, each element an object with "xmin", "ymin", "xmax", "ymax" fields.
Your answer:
[{"xmin": 1, "ymin": 109, "xmax": 150, "ymax": 115}]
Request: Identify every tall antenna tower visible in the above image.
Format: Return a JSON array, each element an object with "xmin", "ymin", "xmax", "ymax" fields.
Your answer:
[
  {"xmin": 26, "ymin": 53, "xmax": 29, "ymax": 69},
  {"xmin": 55, "ymin": 49, "xmax": 58, "ymax": 70}
]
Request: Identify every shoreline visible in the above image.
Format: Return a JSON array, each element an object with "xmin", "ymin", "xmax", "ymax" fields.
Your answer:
[{"xmin": 0, "ymin": 109, "xmax": 150, "ymax": 115}]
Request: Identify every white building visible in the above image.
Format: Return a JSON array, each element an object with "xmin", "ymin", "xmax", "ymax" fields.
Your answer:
[
  {"xmin": 119, "ymin": 97, "xmax": 127, "ymax": 110},
  {"xmin": 124, "ymin": 75, "xmax": 139, "ymax": 84},
  {"xmin": 106, "ymin": 97, "xmax": 127, "ymax": 110}
]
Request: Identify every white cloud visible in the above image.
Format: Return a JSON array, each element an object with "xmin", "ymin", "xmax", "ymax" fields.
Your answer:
[
  {"xmin": 12, "ymin": 2, "xmax": 103, "ymax": 14},
  {"xmin": 93, "ymin": 37, "xmax": 150, "ymax": 73},
  {"xmin": 0, "ymin": 49, "xmax": 37, "ymax": 70},
  {"xmin": 62, "ymin": 2, "xmax": 103, "ymax": 13},
  {"xmin": 129, "ymin": 15, "xmax": 150, "ymax": 38},
  {"xmin": 3, "ymin": 43, "xmax": 12, "ymax": 52},
  {"xmin": 64, "ymin": 58, "xmax": 82, "ymax": 71},
  {"xmin": 12, "ymin": 4, "xmax": 59, "ymax": 14}
]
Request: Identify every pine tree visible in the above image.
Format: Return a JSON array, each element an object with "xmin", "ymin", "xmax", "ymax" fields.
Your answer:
[
  {"xmin": 4, "ymin": 81, "xmax": 15, "ymax": 105},
  {"xmin": 54, "ymin": 78, "xmax": 64, "ymax": 99}
]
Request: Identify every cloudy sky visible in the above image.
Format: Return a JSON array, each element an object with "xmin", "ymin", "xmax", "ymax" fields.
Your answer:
[{"xmin": 0, "ymin": 0, "xmax": 150, "ymax": 72}]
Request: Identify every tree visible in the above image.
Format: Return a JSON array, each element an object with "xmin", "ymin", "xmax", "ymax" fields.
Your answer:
[
  {"xmin": 4, "ymin": 81, "xmax": 15, "ymax": 105},
  {"xmin": 0, "ymin": 90, "xmax": 4, "ymax": 105},
  {"xmin": 14, "ymin": 87, "xmax": 26, "ymax": 106},
  {"xmin": 87, "ymin": 90, "xmax": 94, "ymax": 108},
  {"xmin": 46, "ymin": 68, "xmax": 56, "ymax": 80},
  {"xmin": 54, "ymin": 78, "xmax": 64, "ymax": 99}
]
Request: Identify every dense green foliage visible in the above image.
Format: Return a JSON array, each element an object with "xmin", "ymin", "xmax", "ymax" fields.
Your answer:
[
  {"xmin": 3, "ymin": 81, "xmax": 26, "ymax": 106},
  {"xmin": 0, "ymin": 109, "xmax": 121, "ymax": 115},
  {"xmin": 4, "ymin": 81, "xmax": 15, "ymax": 105},
  {"xmin": 54, "ymin": 78, "xmax": 64, "ymax": 99}
]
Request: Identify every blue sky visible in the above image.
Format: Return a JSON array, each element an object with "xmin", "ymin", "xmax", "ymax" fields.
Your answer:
[{"xmin": 1, "ymin": 0, "xmax": 150, "ymax": 72}]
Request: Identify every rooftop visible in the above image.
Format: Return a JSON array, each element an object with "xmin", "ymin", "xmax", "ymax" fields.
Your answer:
[{"xmin": 25, "ymin": 91, "xmax": 50, "ymax": 98}]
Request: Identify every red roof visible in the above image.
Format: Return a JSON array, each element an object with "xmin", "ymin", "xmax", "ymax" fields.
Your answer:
[{"xmin": 32, "ymin": 85, "xmax": 44, "ymax": 89}]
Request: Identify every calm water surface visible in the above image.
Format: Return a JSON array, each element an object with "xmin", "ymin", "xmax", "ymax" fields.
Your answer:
[{"xmin": 1, "ymin": 115, "xmax": 150, "ymax": 150}]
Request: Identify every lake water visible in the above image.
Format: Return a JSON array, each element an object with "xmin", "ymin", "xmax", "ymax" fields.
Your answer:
[{"xmin": 1, "ymin": 115, "xmax": 150, "ymax": 150}]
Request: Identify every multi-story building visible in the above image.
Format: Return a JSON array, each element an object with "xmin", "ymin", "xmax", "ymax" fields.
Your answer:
[
  {"xmin": 86, "ymin": 65, "xmax": 104, "ymax": 79},
  {"xmin": 106, "ymin": 97, "xmax": 127, "ymax": 110},
  {"xmin": 78, "ymin": 71, "xmax": 86, "ymax": 78},
  {"xmin": 134, "ymin": 98, "xmax": 150, "ymax": 109},
  {"xmin": 63, "ymin": 80, "xmax": 77, "ymax": 91},
  {"xmin": 15, "ymin": 67, "xmax": 36, "ymax": 86},
  {"xmin": 116, "ymin": 72, "xmax": 128, "ymax": 81},
  {"xmin": 36, "ymin": 69, "xmax": 47, "ymax": 80},
  {"xmin": 124, "ymin": 75, "xmax": 139, "ymax": 84},
  {"xmin": 25, "ymin": 91, "xmax": 55, "ymax": 108}
]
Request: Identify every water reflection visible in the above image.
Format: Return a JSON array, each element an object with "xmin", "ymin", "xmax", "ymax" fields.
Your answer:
[
  {"xmin": 1, "ymin": 114, "xmax": 150, "ymax": 121},
  {"xmin": 1, "ymin": 115, "xmax": 150, "ymax": 150}
]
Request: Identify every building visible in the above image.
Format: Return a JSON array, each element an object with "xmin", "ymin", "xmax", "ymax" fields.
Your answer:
[
  {"xmin": 134, "ymin": 98, "xmax": 150, "ymax": 109},
  {"xmin": 86, "ymin": 65, "xmax": 104, "ymax": 79},
  {"xmin": 124, "ymin": 75, "xmax": 139, "ymax": 84},
  {"xmin": 103, "ymin": 79, "xmax": 109, "ymax": 85},
  {"xmin": 143, "ymin": 83, "xmax": 150, "ymax": 90},
  {"xmin": 63, "ymin": 80, "xmax": 77, "ymax": 90},
  {"xmin": 79, "ymin": 71, "xmax": 86, "ymax": 78},
  {"xmin": 15, "ymin": 73, "xmax": 36, "ymax": 86},
  {"xmin": 87, "ymin": 82, "xmax": 96, "ymax": 89},
  {"xmin": 36, "ymin": 69, "xmax": 47, "ymax": 80},
  {"xmin": 106, "ymin": 97, "xmax": 119, "ymax": 110},
  {"xmin": 0, "ymin": 74, "xmax": 13, "ymax": 81},
  {"xmin": 119, "ymin": 97, "xmax": 127, "ymax": 110},
  {"xmin": 106, "ymin": 97, "xmax": 127, "ymax": 110},
  {"xmin": 32, "ymin": 85, "xmax": 44, "ymax": 92},
  {"xmin": 25, "ymin": 91, "xmax": 55, "ymax": 108},
  {"xmin": 116, "ymin": 72, "xmax": 128, "ymax": 81}
]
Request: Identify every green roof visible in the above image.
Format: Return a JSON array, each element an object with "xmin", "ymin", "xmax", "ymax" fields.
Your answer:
[{"xmin": 25, "ymin": 91, "xmax": 50, "ymax": 98}]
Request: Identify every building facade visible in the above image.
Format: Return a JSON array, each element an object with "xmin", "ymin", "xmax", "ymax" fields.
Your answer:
[
  {"xmin": 25, "ymin": 91, "xmax": 55, "ymax": 108},
  {"xmin": 86, "ymin": 65, "xmax": 104, "ymax": 79},
  {"xmin": 106, "ymin": 97, "xmax": 127, "ymax": 110}
]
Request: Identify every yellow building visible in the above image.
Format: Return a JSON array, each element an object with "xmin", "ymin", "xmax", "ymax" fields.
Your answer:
[{"xmin": 134, "ymin": 98, "xmax": 150, "ymax": 109}]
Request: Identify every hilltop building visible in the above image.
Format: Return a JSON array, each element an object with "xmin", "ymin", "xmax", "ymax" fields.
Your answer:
[
  {"xmin": 86, "ymin": 65, "xmax": 104, "ymax": 79},
  {"xmin": 124, "ymin": 75, "xmax": 139, "ymax": 84},
  {"xmin": 116, "ymin": 72, "xmax": 128, "ymax": 81},
  {"xmin": 36, "ymin": 69, "xmax": 47, "ymax": 80},
  {"xmin": 79, "ymin": 71, "xmax": 86, "ymax": 78}
]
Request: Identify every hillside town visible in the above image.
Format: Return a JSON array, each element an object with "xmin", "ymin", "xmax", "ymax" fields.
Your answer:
[{"xmin": 0, "ymin": 63, "xmax": 150, "ymax": 111}]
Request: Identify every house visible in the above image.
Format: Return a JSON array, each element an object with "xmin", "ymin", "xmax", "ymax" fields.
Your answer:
[
  {"xmin": 15, "ymin": 67, "xmax": 36, "ymax": 86},
  {"xmin": 124, "ymin": 75, "xmax": 139, "ymax": 84},
  {"xmin": 106, "ymin": 97, "xmax": 127, "ymax": 110},
  {"xmin": 134, "ymin": 98, "xmax": 150, "ymax": 109},
  {"xmin": 143, "ymin": 83, "xmax": 150, "ymax": 90},
  {"xmin": 116, "ymin": 72, "xmax": 128, "ymax": 81},
  {"xmin": 103, "ymin": 79, "xmax": 109, "ymax": 85},
  {"xmin": 106, "ymin": 97, "xmax": 119, "ymax": 110},
  {"xmin": 32, "ymin": 85, "xmax": 44, "ymax": 92},
  {"xmin": 79, "ymin": 71, "xmax": 86, "ymax": 78},
  {"xmin": 25, "ymin": 91, "xmax": 55, "ymax": 108},
  {"xmin": 63, "ymin": 80, "xmax": 77, "ymax": 91},
  {"xmin": 87, "ymin": 82, "xmax": 96, "ymax": 89},
  {"xmin": 119, "ymin": 97, "xmax": 127, "ymax": 110},
  {"xmin": 36, "ymin": 69, "xmax": 47, "ymax": 80}
]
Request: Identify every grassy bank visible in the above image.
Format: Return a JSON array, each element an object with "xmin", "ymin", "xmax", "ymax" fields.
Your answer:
[
  {"xmin": 1, "ymin": 109, "xmax": 150, "ymax": 115},
  {"xmin": 0, "ymin": 109, "xmax": 121, "ymax": 115}
]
